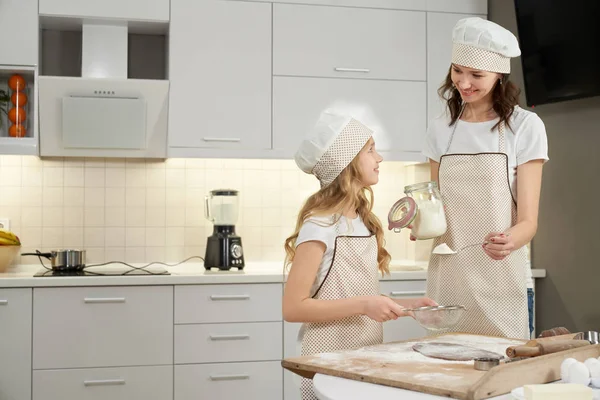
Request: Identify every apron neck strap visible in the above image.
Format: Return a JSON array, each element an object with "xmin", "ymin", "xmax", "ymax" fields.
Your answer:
[{"xmin": 445, "ymin": 105, "xmax": 506, "ymax": 155}]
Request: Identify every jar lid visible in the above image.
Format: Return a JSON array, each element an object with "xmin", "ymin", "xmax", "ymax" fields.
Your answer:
[{"xmin": 387, "ymin": 197, "xmax": 417, "ymax": 230}]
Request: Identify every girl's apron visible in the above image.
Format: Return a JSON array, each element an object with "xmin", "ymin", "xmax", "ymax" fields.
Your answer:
[
  {"xmin": 300, "ymin": 234, "xmax": 383, "ymax": 399},
  {"xmin": 427, "ymin": 117, "xmax": 529, "ymax": 340}
]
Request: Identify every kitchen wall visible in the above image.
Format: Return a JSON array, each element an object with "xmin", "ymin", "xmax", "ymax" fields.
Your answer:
[
  {"xmin": 0, "ymin": 155, "xmax": 430, "ymax": 266},
  {"xmin": 489, "ymin": 1, "xmax": 600, "ymax": 332}
]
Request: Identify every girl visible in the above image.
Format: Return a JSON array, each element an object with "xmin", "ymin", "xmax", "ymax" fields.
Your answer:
[
  {"xmin": 283, "ymin": 108, "xmax": 437, "ymax": 399},
  {"xmin": 421, "ymin": 17, "xmax": 549, "ymax": 339}
]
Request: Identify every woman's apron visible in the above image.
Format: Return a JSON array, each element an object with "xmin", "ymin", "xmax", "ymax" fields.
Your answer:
[
  {"xmin": 427, "ymin": 118, "xmax": 529, "ymax": 340},
  {"xmin": 300, "ymin": 234, "xmax": 383, "ymax": 400}
]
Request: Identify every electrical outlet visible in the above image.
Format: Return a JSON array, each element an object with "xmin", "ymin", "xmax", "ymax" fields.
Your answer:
[{"xmin": 0, "ymin": 218, "xmax": 10, "ymax": 230}]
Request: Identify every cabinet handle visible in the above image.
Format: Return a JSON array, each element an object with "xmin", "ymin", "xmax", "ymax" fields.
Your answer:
[
  {"xmin": 389, "ymin": 291, "xmax": 426, "ymax": 297},
  {"xmin": 202, "ymin": 137, "xmax": 241, "ymax": 142},
  {"xmin": 334, "ymin": 67, "xmax": 370, "ymax": 73},
  {"xmin": 84, "ymin": 297, "xmax": 126, "ymax": 304},
  {"xmin": 209, "ymin": 334, "xmax": 250, "ymax": 341},
  {"xmin": 209, "ymin": 374, "xmax": 250, "ymax": 381},
  {"xmin": 0, "ymin": 300, "xmax": 7, "ymax": 305},
  {"xmin": 209, "ymin": 295, "xmax": 250, "ymax": 301},
  {"xmin": 83, "ymin": 379, "xmax": 126, "ymax": 386}
]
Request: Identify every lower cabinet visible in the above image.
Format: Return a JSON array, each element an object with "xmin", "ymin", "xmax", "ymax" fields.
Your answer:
[
  {"xmin": 175, "ymin": 361, "xmax": 282, "ymax": 400},
  {"xmin": 32, "ymin": 365, "xmax": 173, "ymax": 400}
]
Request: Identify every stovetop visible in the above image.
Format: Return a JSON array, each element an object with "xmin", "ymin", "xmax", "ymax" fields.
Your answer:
[{"xmin": 34, "ymin": 267, "xmax": 170, "ymax": 277}]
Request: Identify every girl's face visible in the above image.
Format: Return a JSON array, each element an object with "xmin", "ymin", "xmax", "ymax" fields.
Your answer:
[
  {"xmin": 451, "ymin": 64, "xmax": 502, "ymax": 105},
  {"xmin": 357, "ymin": 138, "xmax": 383, "ymax": 186}
]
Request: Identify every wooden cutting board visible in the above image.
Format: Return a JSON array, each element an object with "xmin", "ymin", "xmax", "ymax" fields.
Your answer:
[{"xmin": 282, "ymin": 333, "xmax": 600, "ymax": 400}]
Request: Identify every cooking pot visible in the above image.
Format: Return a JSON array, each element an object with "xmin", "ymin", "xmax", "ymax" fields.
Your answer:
[{"xmin": 21, "ymin": 249, "xmax": 86, "ymax": 271}]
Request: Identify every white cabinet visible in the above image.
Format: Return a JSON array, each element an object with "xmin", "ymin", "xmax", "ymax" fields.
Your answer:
[
  {"xmin": 175, "ymin": 361, "xmax": 282, "ymax": 400},
  {"xmin": 283, "ymin": 322, "xmax": 302, "ymax": 400},
  {"xmin": 39, "ymin": 0, "xmax": 169, "ymax": 22},
  {"xmin": 168, "ymin": 0, "xmax": 272, "ymax": 154},
  {"xmin": 33, "ymin": 286, "xmax": 173, "ymax": 369},
  {"xmin": 273, "ymin": 76, "xmax": 426, "ymax": 159},
  {"xmin": 33, "ymin": 365, "xmax": 173, "ymax": 400},
  {"xmin": 427, "ymin": 12, "xmax": 486, "ymax": 122},
  {"xmin": 380, "ymin": 280, "xmax": 427, "ymax": 343},
  {"xmin": 0, "ymin": 0, "xmax": 38, "ymax": 66},
  {"xmin": 0, "ymin": 289, "xmax": 32, "ymax": 400},
  {"xmin": 273, "ymin": 4, "xmax": 426, "ymax": 81}
]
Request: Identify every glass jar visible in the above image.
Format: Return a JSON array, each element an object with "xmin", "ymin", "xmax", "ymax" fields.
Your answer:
[
  {"xmin": 404, "ymin": 181, "xmax": 447, "ymax": 239},
  {"xmin": 387, "ymin": 181, "xmax": 447, "ymax": 240}
]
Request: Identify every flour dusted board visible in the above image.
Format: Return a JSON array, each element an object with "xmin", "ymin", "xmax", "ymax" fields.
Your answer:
[{"xmin": 282, "ymin": 333, "xmax": 600, "ymax": 400}]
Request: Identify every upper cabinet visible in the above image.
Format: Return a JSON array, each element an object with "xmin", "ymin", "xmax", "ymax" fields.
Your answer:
[
  {"xmin": 39, "ymin": 0, "xmax": 170, "ymax": 22},
  {"xmin": 273, "ymin": 4, "xmax": 426, "ymax": 81},
  {"xmin": 168, "ymin": 0, "xmax": 272, "ymax": 157},
  {"xmin": 0, "ymin": 0, "xmax": 38, "ymax": 66}
]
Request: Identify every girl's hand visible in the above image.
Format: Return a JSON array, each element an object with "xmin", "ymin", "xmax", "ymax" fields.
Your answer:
[
  {"xmin": 483, "ymin": 232, "xmax": 514, "ymax": 260},
  {"xmin": 362, "ymin": 296, "xmax": 407, "ymax": 322},
  {"xmin": 408, "ymin": 224, "xmax": 416, "ymax": 241},
  {"xmin": 405, "ymin": 297, "xmax": 438, "ymax": 318}
]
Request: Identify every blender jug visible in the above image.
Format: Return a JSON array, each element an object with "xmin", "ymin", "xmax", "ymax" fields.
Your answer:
[{"xmin": 205, "ymin": 189, "xmax": 240, "ymax": 226}]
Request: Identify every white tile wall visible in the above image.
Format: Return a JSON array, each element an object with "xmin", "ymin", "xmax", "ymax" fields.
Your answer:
[{"xmin": 0, "ymin": 155, "xmax": 430, "ymax": 266}]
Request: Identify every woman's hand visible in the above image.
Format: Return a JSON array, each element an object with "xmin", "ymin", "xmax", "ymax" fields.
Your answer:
[
  {"xmin": 394, "ymin": 297, "xmax": 438, "ymax": 318},
  {"xmin": 483, "ymin": 232, "xmax": 515, "ymax": 260},
  {"xmin": 362, "ymin": 296, "xmax": 407, "ymax": 322}
]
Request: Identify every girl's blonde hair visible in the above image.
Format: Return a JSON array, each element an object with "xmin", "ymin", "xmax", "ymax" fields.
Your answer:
[{"xmin": 284, "ymin": 152, "xmax": 391, "ymax": 276}]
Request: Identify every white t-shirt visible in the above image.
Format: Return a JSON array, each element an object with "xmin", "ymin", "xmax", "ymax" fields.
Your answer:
[
  {"xmin": 296, "ymin": 214, "xmax": 372, "ymax": 297},
  {"xmin": 423, "ymin": 106, "xmax": 548, "ymax": 289}
]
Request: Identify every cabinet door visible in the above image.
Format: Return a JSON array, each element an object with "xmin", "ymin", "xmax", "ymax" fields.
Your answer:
[
  {"xmin": 169, "ymin": 0, "xmax": 272, "ymax": 151},
  {"xmin": 0, "ymin": 0, "xmax": 38, "ymax": 66},
  {"xmin": 0, "ymin": 289, "xmax": 32, "ymax": 400},
  {"xmin": 283, "ymin": 322, "xmax": 302, "ymax": 400},
  {"xmin": 427, "ymin": 12, "xmax": 486, "ymax": 122},
  {"xmin": 380, "ymin": 280, "xmax": 427, "ymax": 343},
  {"xmin": 274, "ymin": 4, "xmax": 425, "ymax": 81},
  {"xmin": 39, "ymin": 0, "xmax": 169, "ymax": 21},
  {"xmin": 273, "ymin": 76, "xmax": 426, "ymax": 158}
]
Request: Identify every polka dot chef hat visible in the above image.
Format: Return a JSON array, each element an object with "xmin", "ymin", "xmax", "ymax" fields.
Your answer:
[
  {"xmin": 451, "ymin": 17, "xmax": 521, "ymax": 74},
  {"xmin": 295, "ymin": 108, "xmax": 374, "ymax": 188}
]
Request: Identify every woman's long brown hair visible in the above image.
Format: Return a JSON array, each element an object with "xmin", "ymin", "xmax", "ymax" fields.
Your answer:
[
  {"xmin": 284, "ymin": 154, "xmax": 391, "ymax": 276},
  {"xmin": 438, "ymin": 65, "xmax": 521, "ymax": 131}
]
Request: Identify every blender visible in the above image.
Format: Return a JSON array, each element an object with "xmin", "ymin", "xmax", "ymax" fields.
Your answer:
[{"xmin": 204, "ymin": 189, "xmax": 245, "ymax": 270}]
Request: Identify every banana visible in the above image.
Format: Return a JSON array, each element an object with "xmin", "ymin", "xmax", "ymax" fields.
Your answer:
[{"xmin": 0, "ymin": 229, "xmax": 20, "ymax": 245}]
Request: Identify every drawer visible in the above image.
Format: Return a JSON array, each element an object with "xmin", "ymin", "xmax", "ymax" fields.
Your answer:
[
  {"xmin": 175, "ymin": 322, "xmax": 282, "ymax": 364},
  {"xmin": 0, "ymin": 289, "xmax": 32, "ymax": 400},
  {"xmin": 174, "ymin": 283, "xmax": 282, "ymax": 324},
  {"xmin": 33, "ymin": 286, "xmax": 173, "ymax": 369},
  {"xmin": 380, "ymin": 280, "xmax": 427, "ymax": 299},
  {"xmin": 33, "ymin": 365, "xmax": 172, "ymax": 400},
  {"xmin": 273, "ymin": 4, "xmax": 426, "ymax": 81},
  {"xmin": 175, "ymin": 361, "xmax": 282, "ymax": 400}
]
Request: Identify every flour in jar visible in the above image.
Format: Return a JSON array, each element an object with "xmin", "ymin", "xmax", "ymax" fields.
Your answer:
[{"xmin": 412, "ymin": 200, "xmax": 447, "ymax": 239}]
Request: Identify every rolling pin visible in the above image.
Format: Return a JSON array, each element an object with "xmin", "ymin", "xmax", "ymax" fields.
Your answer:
[{"xmin": 506, "ymin": 339, "xmax": 591, "ymax": 358}]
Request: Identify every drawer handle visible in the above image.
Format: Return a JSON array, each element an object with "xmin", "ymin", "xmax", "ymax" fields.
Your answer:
[
  {"xmin": 202, "ymin": 137, "xmax": 241, "ymax": 142},
  {"xmin": 389, "ymin": 291, "xmax": 426, "ymax": 297},
  {"xmin": 84, "ymin": 297, "xmax": 126, "ymax": 304},
  {"xmin": 334, "ymin": 67, "xmax": 370, "ymax": 73},
  {"xmin": 84, "ymin": 379, "xmax": 126, "ymax": 386},
  {"xmin": 209, "ymin": 295, "xmax": 250, "ymax": 301},
  {"xmin": 209, "ymin": 374, "xmax": 250, "ymax": 381},
  {"xmin": 0, "ymin": 300, "xmax": 7, "ymax": 305},
  {"xmin": 210, "ymin": 334, "xmax": 250, "ymax": 341}
]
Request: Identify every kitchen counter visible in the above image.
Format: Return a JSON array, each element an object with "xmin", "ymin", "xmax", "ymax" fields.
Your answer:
[{"xmin": 0, "ymin": 260, "xmax": 546, "ymax": 288}]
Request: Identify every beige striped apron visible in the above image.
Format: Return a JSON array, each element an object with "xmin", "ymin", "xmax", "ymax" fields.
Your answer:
[
  {"xmin": 427, "ymin": 119, "xmax": 529, "ymax": 340},
  {"xmin": 300, "ymin": 234, "xmax": 383, "ymax": 399}
]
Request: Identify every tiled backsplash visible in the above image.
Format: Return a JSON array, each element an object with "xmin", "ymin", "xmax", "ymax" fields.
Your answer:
[{"xmin": 0, "ymin": 155, "xmax": 431, "ymax": 266}]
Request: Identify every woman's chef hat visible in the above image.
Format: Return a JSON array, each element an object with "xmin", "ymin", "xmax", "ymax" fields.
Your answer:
[
  {"xmin": 295, "ymin": 108, "xmax": 373, "ymax": 188},
  {"xmin": 451, "ymin": 17, "xmax": 520, "ymax": 74}
]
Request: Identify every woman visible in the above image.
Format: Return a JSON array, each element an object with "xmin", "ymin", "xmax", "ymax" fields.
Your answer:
[{"xmin": 421, "ymin": 17, "xmax": 548, "ymax": 339}]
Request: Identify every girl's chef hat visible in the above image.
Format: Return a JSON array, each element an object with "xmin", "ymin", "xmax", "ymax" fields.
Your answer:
[
  {"xmin": 295, "ymin": 108, "xmax": 373, "ymax": 188},
  {"xmin": 451, "ymin": 17, "xmax": 520, "ymax": 74}
]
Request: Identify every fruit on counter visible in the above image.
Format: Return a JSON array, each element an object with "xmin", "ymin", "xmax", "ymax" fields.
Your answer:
[
  {"xmin": 0, "ymin": 229, "xmax": 21, "ymax": 246},
  {"xmin": 9, "ymin": 124, "xmax": 26, "ymax": 137},
  {"xmin": 8, "ymin": 74, "xmax": 26, "ymax": 92}
]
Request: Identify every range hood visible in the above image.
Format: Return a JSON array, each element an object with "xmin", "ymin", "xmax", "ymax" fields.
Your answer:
[{"xmin": 38, "ymin": 23, "xmax": 169, "ymax": 158}]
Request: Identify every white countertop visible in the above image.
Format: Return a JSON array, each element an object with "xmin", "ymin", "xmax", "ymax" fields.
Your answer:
[{"xmin": 0, "ymin": 260, "xmax": 545, "ymax": 288}]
